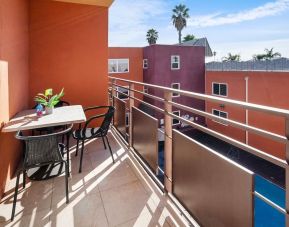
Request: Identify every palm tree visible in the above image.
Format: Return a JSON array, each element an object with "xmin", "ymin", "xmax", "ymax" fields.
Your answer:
[
  {"xmin": 172, "ymin": 4, "xmax": 190, "ymax": 44},
  {"xmin": 146, "ymin": 29, "xmax": 158, "ymax": 45},
  {"xmin": 253, "ymin": 48, "xmax": 281, "ymax": 61},
  {"xmin": 264, "ymin": 48, "xmax": 281, "ymax": 59},
  {"xmin": 182, "ymin": 34, "xmax": 195, "ymax": 42},
  {"xmin": 222, "ymin": 53, "xmax": 241, "ymax": 62}
]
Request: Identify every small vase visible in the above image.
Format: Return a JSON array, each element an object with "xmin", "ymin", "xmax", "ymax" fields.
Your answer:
[{"xmin": 45, "ymin": 106, "xmax": 54, "ymax": 115}]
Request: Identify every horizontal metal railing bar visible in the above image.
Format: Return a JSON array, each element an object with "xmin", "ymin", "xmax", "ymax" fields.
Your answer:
[
  {"xmin": 109, "ymin": 76, "xmax": 289, "ymax": 118},
  {"xmin": 112, "ymin": 89, "xmax": 164, "ymax": 114},
  {"xmin": 167, "ymin": 112, "xmax": 287, "ymax": 168},
  {"xmin": 168, "ymin": 101, "xmax": 288, "ymax": 144},
  {"xmin": 131, "ymin": 88, "xmax": 165, "ymax": 103},
  {"xmin": 254, "ymin": 191, "xmax": 286, "ymax": 214},
  {"xmin": 112, "ymin": 83, "xmax": 165, "ymax": 103},
  {"xmin": 112, "ymin": 84, "xmax": 287, "ymax": 144},
  {"xmin": 113, "ymin": 88, "xmax": 287, "ymax": 167}
]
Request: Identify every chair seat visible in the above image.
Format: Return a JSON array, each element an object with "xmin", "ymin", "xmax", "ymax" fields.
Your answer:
[{"xmin": 72, "ymin": 127, "xmax": 101, "ymax": 140}]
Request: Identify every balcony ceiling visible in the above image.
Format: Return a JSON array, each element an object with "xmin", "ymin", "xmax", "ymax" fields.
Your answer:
[{"xmin": 53, "ymin": 0, "xmax": 114, "ymax": 7}]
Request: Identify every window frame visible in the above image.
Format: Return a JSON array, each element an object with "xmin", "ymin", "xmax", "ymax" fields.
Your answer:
[
  {"xmin": 212, "ymin": 82, "xmax": 228, "ymax": 97},
  {"xmin": 117, "ymin": 86, "xmax": 129, "ymax": 100},
  {"xmin": 172, "ymin": 110, "xmax": 181, "ymax": 125},
  {"xmin": 143, "ymin": 86, "xmax": 148, "ymax": 94},
  {"xmin": 108, "ymin": 58, "xmax": 130, "ymax": 74},
  {"xmin": 143, "ymin": 59, "xmax": 148, "ymax": 69},
  {"xmin": 171, "ymin": 55, "xmax": 180, "ymax": 70},
  {"xmin": 171, "ymin": 83, "xmax": 180, "ymax": 97},
  {"xmin": 212, "ymin": 109, "xmax": 228, "ymax": 126}
]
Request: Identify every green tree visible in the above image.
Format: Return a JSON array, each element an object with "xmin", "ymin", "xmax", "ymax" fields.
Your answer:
[
  {"xmin": 222, "ymin": 53, "xmax": 241, "ymax": 62},
  {"xmin": 253, "ymin": 48, "xmax": 281, "ymax": 61},
  {"xmin": 172, "ymin": 4, "xmax": 190, "ymax": 44},
  {"xmin": 146, "ymin": 29, "xmax": 158, "ymax": 45},
  {"xmin": 182, "ymin": 34, "xmax": 195, "ymax": 42}
]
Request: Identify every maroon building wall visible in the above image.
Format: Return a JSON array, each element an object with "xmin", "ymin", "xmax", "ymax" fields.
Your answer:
[{"xmin": 143, "ymin": 45, "xmax": 206, "ymax": 126}]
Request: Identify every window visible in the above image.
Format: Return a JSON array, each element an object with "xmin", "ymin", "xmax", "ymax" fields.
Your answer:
[
  {"xmin": 171, "ymin": 55, "xmax": 180, "ymax": 70},
  {"xmin": 143, "ymin": 86, "xmax": 148, "ymax": 94},
  {"xmin": 212, "ymin": 82, "xmax": 227, "ymax": 96},
  {"xmin": 172, "ymin": 110, "xmax": 180, "ymax": 125},
  {"xmin": 212, "ymin": 109, "xmax": 228, "ymax": 126},
  {"xmin": 171, "ymin": 83, "xmax": 180, "ymax": 97},
  {"xmin": 108, "ymin": 59, "xmax": 129, "ymax": 73},
  {"xmin": 143, "ymin": 59, "xmax": 148, "ymax": 69},
  {"xmin": 117, "ymin": 86, "xmax": 129, "ymax": 100}
]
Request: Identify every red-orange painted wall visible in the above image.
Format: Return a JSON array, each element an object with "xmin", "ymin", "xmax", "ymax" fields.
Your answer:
[
  {"xmin": 109, "ymin": 47, "xmax": 143, "ymax": 82},
  {"xmin": 206, "ymin": 71, "xmax": 289, "ymax": 159},
  {"xmin": 0, "ymin": 0, "xmax": 110, "ymax": 199},
  {"xmin": 109, "ymin": 47, "xmax": 143, "ymax": 103},
  {"xmin": 29, "ymin": 0, "xmax": 109, "ymax": 110},
  {"xmin": 0, "ymin": 0, "xmax": 30, "ymax": 198}
]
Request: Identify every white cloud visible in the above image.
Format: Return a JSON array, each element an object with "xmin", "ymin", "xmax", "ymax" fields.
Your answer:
[
  {"xmin": 211, "ymin": 38, "xmax": 289, "ymax": 61},
  {"xmin": 109, "ymin": 0, "xmax": 168, "ymax": 46},
  {"xmin": 188, "ymin": 0, "xmax": 289, "ymax": 28}
]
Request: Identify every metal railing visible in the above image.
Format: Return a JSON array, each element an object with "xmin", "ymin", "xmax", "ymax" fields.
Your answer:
[{"xmin": 108, "ymin": 76, "xmax": 289, "ymax": 226}]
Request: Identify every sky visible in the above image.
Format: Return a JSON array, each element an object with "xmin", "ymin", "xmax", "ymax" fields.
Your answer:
[{"xmin": 108, "ymin": 0, "xmax": 289, "ymax": 61}]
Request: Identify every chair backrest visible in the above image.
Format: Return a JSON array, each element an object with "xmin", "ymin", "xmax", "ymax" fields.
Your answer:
[
  {"xmin": 55, "ymin": 100, "xmax": 70, "ymax": 108},
  {"xmin": 99, "ymin": 106, "xmax": 115, "ymax": 136},
  {"xmin": 16, "ymin": 125, "xmax": 73, "ymax": 169}
]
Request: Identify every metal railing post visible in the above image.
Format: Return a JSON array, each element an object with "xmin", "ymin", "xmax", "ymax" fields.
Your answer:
[
  {"xmin": 164, "ymin": 90, "xmax": 173, "ymax": 193},
  {"xmin": 111, "ymin": 79, "xmax": 116, "ymax": 105},
  {"xmin": 286, "ymin": 118, "xmax": 289, "ymax": 226},
  {"xmin": 129, "ymin": 83, "xmax": 134, "ymax": 147}
]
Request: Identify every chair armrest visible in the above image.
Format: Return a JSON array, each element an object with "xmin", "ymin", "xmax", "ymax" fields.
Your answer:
[
  {"xmin": 77, "ymin": 106, "xmax": 108, "ymax": 130},
  {"xmin": 82, "ymin": 114, "xmax": 106, "ymax": 136}
]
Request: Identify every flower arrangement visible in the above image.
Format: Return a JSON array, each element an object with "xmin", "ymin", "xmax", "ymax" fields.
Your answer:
[{"xmin": 34, "ymin": 88, "xmax": 64, "ymax": 114}]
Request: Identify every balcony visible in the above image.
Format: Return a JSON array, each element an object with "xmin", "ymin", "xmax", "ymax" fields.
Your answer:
[
  {"xmin": 0, "ymin": 133, "xmax": 185, "ymax": 226},
  {"xmin": 0, "ymin": 75, "xmax": 288, "ymax": 226},
  {"xmin": 108, "ymin": 76, "xmax": 289, "ymax": 227}
]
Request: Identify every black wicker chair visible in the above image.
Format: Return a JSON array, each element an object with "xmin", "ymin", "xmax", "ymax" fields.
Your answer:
[
  {"xmin": 72, "ymin": 106, "xmax": 115, "ymax": 173},
  {"xmin": 32, "ymin": 100, "xmax": 71, "ymax": 155},
  {"xmin": 11, "ymin": 124, "xmax": 73, "ymax": 221}
]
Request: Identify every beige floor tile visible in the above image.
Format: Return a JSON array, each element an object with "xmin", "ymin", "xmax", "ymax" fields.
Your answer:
[
  {"xmin": 70, "ymin": 154, "xmax": 93, "ymax": 175},
  {"xmin": 50, "ymin": 193, "xmax": 108, "ymax": 227},
  {"xmin": 0, "ymin": 180, "xmax": 53, "ymax": 222},
  {"xmin": 1, "ymin": 209, "xmax": 52, "ymax": 227},
  {"xmin": 101, "ymin": 181, "xmax": 149, "ymax": 226},
  {"xmin": 98, "ymin": 161, "xmax": 138, "ymax": 192},
  {"xmin": 2, "ymin": 133, "xmax": 187, "ymax": 227},
  {"xmin": 51, "ymin": 171, "xmax": 97, "ymax": 208}
]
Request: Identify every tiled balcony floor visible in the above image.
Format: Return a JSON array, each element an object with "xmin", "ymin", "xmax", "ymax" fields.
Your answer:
[{"xmin": 0, "ymin": 132, "xmax": 187, "ymax": 227}]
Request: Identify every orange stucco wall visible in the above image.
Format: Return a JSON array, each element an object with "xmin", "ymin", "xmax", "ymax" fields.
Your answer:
[
  {"xmin": 0, "ymin": 0, "xmax": 30, "ymax": 198},
  {"xmin": 109, "ymin": 47, "xmax": 143, "ymax": 82},
  {"xmin": 109, "ymin": 47, "xmax": 144, "ymax": 103},
  {"xmin": 29, "ymin": 0, "xmax": 109, "ymax": 109},
  {"xmin": 0, "ymin": 0, "xmax": 109, "ymax": 199},
  {"xmin": 206, "ymin": 71, "xmax": 289, "ymax": 159}
]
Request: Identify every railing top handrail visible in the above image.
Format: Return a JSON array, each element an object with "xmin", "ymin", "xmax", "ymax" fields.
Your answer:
[{"xmin": 109, "ymin": 76, "xmax": 289, "ymax": 118}]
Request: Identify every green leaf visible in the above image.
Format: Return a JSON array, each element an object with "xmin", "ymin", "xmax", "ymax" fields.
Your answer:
[
  {"xmin": 45, "ymin": 88, "xmax": 53, "ymax": 97},
  {"xmin": 47, "ymin": 95, "xmax": 56, "ymax": 107},
  {"xmin": 57, "ymin": 88, "xmax": 65, "ymax": 99},
  {"xmin": 34, "ymin": 97, "xmax": 48, "ymax": 106},
  {"xmin": 36, "ymin": 93, "xmax": 47, "ymax": 99}
]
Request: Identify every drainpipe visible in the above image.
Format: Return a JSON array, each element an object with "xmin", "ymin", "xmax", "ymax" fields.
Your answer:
[{"xmin": 245, "ymin": 76, "xmax": 249, "ymax": 144}]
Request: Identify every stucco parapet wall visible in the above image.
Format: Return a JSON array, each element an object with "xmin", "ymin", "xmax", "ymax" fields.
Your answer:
[
  {"xmin": 53, "ymin": 0, "xmax": 114, "ymax": 7},
  {"xmin": 206, "ymin": 58, "xmax": 289, "ymax": 72}
]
